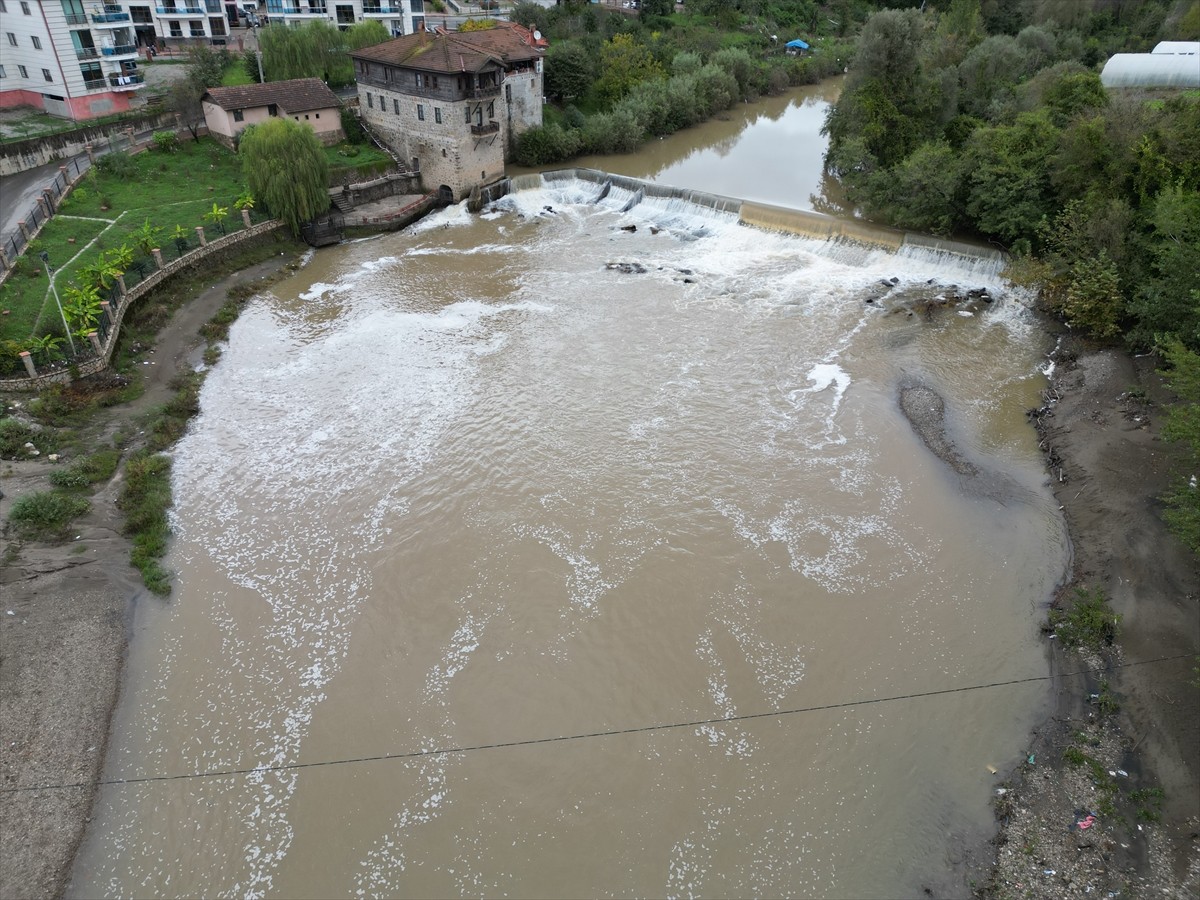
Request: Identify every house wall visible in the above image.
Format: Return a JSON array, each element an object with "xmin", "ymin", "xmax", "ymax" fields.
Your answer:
[
  {"xmin": 504, "ymin": 66, "xmax": 542, "ymax": 136},
  {"xmin": 286, "ymin": 106, "xmax": 344, "ymax": 144},
  {"xmin": 357, "ymin": 83, "xmax": 504, "ymax": 201},
  {"xmin": 203, "ymin": 101, "xmax": 345, "ymax": 148}
]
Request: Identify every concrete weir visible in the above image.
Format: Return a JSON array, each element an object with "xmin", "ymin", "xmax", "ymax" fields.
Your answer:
[{"xmin": 496, "ymin": 169, "xmax": 1005, "ymax": 268}]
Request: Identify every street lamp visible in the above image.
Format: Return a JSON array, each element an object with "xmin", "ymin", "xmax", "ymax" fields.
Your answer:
[{"xmin": 40, "ymin": 252, "xmax": 78, "ymax": 357}]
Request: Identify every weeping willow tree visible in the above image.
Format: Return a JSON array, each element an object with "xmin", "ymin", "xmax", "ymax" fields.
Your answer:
[
  {"xmin": 258, "ymin": 20, "xmax": 391, "ymax": 85},
  {"xmin": 240, "ymin": 118, "xmax": 330, "ymax": 236}
]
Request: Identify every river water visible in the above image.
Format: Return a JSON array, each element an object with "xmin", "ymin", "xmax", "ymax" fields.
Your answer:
[{"xmin": 72, "ymin": 84, "xmax": 1068, "ymax": 899}]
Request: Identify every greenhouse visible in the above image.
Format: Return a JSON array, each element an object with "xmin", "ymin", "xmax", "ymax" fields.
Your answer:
[{"xmin": 1101, "ymin": 41, "xmax": 1200, "ymax": 88}]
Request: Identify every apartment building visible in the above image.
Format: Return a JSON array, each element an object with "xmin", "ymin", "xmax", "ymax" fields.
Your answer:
[
  {"xmin": 264, "ymin": 0, "xmax": 423, "ymax": 40},
  {"xmin": 0, "ymin": 0, "xmax": 147, "ymax": 119}
]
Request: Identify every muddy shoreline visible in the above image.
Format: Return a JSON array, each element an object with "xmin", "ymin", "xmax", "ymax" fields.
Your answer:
[{"xmin": 2, "ymin": 297, "xmax": 1197, "ymax": 896}]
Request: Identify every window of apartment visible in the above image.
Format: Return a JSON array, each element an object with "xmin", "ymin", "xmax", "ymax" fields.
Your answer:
[
  {"xmin": 434, "ymin": 107, "xmax": 441, "ymax": 124},
  {"xmin": 414, "ymin": 73, "xmax": 424, "ymax": 88},
  {"xmin": 6, "ymin": 33, "xmax": 17, "ymax": 47},
  {"xmin": 62, "ymin": 0, "xmax": 88, "ymax": 23},
  {"xmin": 233, "ymin": 109, "xmax": 244, "ymax": 121},
  {"xmin": 393, "ymin": 98, "xmax": 399, "ymax": 114},
  {"xmin": 0, "ymin": 2, "xmax": 8, "ymax": 14},
  {"xmin": 416, "ymin": 104, "xmax": 424, "ymax": 121},
  {"xmin": 32, "ymin": 35, "xmax": 42, "ymax": 49},
  {"xmin": 43, "ymin": 68, "xmax": 53, "ymax": 81},
  {"xmin": 0, "ymin": 66, "xmax": 6, "ymax": 78},
  {"xmin": 20, "ymin": 1, "xmax": 31, "ymax": 13},
  {"xmin": 169, "ymin": 21, "xmax": 182, "ymax": 36},
  {"xmin": 80, "ymin": 61, "xmax": 103, "ymax": 86},
  {"xmin": 189, "ymin": 20, "xmax": 205, "ymax": 37},
  {"xmin": 18, "ymin": 64, "xmax": 29, "ymax": 78}
]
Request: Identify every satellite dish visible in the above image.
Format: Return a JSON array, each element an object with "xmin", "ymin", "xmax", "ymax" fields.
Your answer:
[{"xmin": 533, "ymin": 29, "xmax": 542, "ymax": 40}]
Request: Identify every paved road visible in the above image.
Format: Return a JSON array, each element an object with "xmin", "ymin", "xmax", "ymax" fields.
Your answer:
[{"xmin": 0, "ymin": 156, "xmax": 92, "ymax": 257}]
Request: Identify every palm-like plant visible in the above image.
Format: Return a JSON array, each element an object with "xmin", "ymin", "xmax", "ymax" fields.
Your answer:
[
  {"xmin": 132, "ymin": 218, "xmax": 163, "ymax": 257},
  {"xmin": 204, "ymin": 201, "xmax": 230, "ymax": 235},
  {"xmin": 25, "ymin": 333, "xmax": 63, "ymax": 365},
  {"xmin": 63, "ymin": 281, "xmax": 102, "ymax": 333}
]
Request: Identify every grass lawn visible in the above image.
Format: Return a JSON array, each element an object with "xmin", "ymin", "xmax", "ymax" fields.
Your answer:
[
  {"xmin": 221, "ymin": 65, "xmax": 255, "ymax": 86},
  {"xmin": 0, "ymin": 137, "xmax": 249, "ymax": 350},
  {"xmin": 325, "ymin": 142, "xmax": 394, "ymax": 181}
]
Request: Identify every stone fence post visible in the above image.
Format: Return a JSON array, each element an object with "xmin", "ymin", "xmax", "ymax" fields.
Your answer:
[
  {"xmin": 195, "ymin": 226, "xmax": 207, "ymax": 247},
  {"xmin": 242, "ymin": 208, "xmax": 252, "ymax": 228},
  {"xmin": 18, "ymin": 221, "xmax": 30, "ymax": 242},
  {"xmin": 20, "ymin": 351, "xmax": 36, "ymax": 378},
  {"xmin": 85, "ymin": 144, "xmax": 95, "ymax": 164},
  {"xmin": 116, "ymin": 274, "xmax": 127, "ymax": 296},
  {"xmin": 152, "ymin": 248, "xmax": 164, "ymax": 269},
  {"xmin": 87, "ymin": 331, "xmax": 102, "ymax": 354}
]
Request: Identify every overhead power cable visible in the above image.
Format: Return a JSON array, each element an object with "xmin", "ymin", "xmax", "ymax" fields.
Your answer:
[{"xmin": 2, "ymin": 652, "xmax": 1191, "ymax": 795}]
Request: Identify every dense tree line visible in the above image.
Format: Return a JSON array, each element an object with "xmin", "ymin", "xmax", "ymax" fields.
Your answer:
[
  {"xmin": 508, "ymin": 0, "xmax": 852, "ymax": 164},
  {"xmin": 257, "ymin": 19, "xmax": 390, "ymax": 86},
  {"xmin": 822, "ymin": 0, "xmax": 1199, "ymax": 549}
]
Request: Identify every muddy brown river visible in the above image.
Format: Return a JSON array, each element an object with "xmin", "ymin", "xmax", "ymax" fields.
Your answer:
[{"xmin": 71, "ymin": 84, "xmax": 1068, "ymax": 899}]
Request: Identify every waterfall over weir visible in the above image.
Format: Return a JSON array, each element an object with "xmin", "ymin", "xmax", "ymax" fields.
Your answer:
[{"xmin": 503, "ymin": 168, "xmax": 1007, "ymax": 279}]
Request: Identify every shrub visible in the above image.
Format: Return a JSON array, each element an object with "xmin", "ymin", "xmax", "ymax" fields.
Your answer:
[
  {"xmin": 95, "ymin": 151, "xmax": 138, "ymax": 178},
  {"xmin": 48, "ymin": 449, "xmax": 121, "ymax": 490},
  {"xmin": 8, "ymin": 491, "xmax": 90, "ymax": 541},
  {"xmin": 153, "ymin": 130, "xmax": 178, "ymax": 152},
  {"xmin": 0, "ymin": 418, "xmax": 53, "ymax": 458},
  {"xmin": 1048, "ymin": 586, "xmax": 1120, "ymax": 650}
]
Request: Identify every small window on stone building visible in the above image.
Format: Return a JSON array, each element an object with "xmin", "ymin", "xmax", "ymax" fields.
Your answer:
[
  {"xmin": 367, "ymin": 94, "xmax": 373, "ymax": 109},
  {"xmin": 434, "ymin": 107, "xmax": 441, "ymax": 124},
  {"xmin": 394, "ymin": 98, "xmax": 399, "ymax": 114},
  {"xmin": 305, "ymin": 114, "xmax": 310, "ymax": 119},
  {"xmin": 417, "ymin": 104, "xmax": 424, "ymax": 121},
  {"xmin": 487, "ymin": 100, "xmax": 494, "ymax": 119},
  {"xmin": 268, "ymin": 103, "xmax": 278, "ymax": 116},
  {"xmin": 506, "ymin": 84, "xmax": 511, "ymax": 102},
  {"xmin": 464, "ymin": 106, "xmax": 471, "ymax": 124},
  {"xmin": 233, "ymin": 109, "xmax": 244, "ymax": 121},
  {"xmin": 441, "ymin": 149, "xmax": 446, "ymax": 157}
]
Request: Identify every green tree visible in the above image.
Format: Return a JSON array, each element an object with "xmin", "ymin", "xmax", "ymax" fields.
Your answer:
[
  {"xmin": 862, "ymin": 141, "xmax": 964, "ymax": 235},
  {"xmin": 546, "ymin": 42, "xmax": 597, "ymax": 102},
  {"xmin": 240, "ymin": 118, "xmax": 330, "ymax": 236},
  {"xmin": 345, "ymin": 19, "xmax": 390, "ymax": 50},
  {"xmin": 595, "ymin": 33, "xmax": 664, "ymax": 105},
  {"xmin": 962, "ymin": 110, "xmax": 1059, "ymax": 246},
  {"xmin": 1160, "ymin": 339, "xmax": 1200, "ymax": 552},
  {"xmin": 187, "ymin": 44, "xmax": 227, "ymax": 89},
  {"xmin": 1129, "ymin": 185, "xmax": 1200, "ymax": 349},
  {"xmin": 259, "ymin": 20, "xmax": 351, "ymax": 85}
]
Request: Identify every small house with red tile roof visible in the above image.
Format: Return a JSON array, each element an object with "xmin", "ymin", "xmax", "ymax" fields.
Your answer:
[
  {"xmin": 350, "ymin": 24, "xmax": 545, "ymax": 201},
  {"xmin": 202, "ymin": 78, "xmax": 345, "ymax": 149}
]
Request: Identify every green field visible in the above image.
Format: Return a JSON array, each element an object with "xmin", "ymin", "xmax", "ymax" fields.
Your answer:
[{"xmin": 1, "ymin": 138, "xmax": 251, "ymax": 353}]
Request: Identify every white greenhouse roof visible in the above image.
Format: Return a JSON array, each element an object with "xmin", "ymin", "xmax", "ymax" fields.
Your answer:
[
  {"xmin": 1152, "ymin": 41, "xmax": 1199, "ymax": 55},
  {"xmin": 1101, "ymin": 51, "xmax": 1200, "ymax": 88}
]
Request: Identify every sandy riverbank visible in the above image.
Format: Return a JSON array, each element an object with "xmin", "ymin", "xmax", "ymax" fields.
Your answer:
[{"xmin": 1, "ymin": 302, "xmax": 1196, "ymax": 897}]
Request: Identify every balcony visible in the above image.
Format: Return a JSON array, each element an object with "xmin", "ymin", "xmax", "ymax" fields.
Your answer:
[
  {"xmin": 470, "ymin": 121, "xmax": 500, "ymax": 135},
  {"xmin": 91, "ymin": 6, "xmax": 131, "ymax": 24},
  {"xmin": 65, "ymin": 13, "xmax": 89, "ymax": 25},
  {"xmin": 467, "ymin": 84, "xmax": 501, "ymax": 99},
  {"xmin": 109, "ymin": 73, "xmax": 145, "ymax": 89},
  {"xmin": 76, "ymin": 47, "xmax": 100, "ymax": 60},
  {"xmin": 102, "ymin": 44, "xmax": 139, "ymax": 57},
  {"xmin": 272, "ymin": 6, "xmax": 329, "ymax": 15},
  {"xmin": 155, "ymin": 5, "xmax": 206, "ymax": 14},
  {"xmin": 82, "ymin": 77, "xmax": 108, "ymax": 90},
  {"xmin": 362, "ymin": 5, "xmax": 403, "ymax": 13}
]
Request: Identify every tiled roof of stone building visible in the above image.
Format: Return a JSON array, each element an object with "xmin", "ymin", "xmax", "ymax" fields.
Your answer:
[
  {"xmin": 203, "ymin": 78, "xmax": 342, "ymax": 113},
  {"xmin": 350, "ymin": 27, "xmax": 543, "ymax": 75}
]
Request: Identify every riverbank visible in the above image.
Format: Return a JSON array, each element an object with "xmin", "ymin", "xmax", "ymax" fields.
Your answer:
[
  {"xmin": 979, "ymin": 333, "xmax": 1199, "ymax": 899},
  {"xmin": 0, "ymin": 251, "xmax": 303, "ymax": 899}
]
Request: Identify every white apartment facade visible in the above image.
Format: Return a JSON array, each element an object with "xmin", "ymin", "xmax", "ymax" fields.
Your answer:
[
  {"xmin": 263, "ymin": 0, "xmax": 424, "ymax": 39},
  {"xmin": 0, "ymin": 0, "xmax": 147, "ymax": 119}
]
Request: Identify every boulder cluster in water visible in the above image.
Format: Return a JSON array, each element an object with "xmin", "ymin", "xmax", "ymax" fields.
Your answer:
[{"xmin": 865, "ymin": 277, "xmax": 993, "ymax": 319}]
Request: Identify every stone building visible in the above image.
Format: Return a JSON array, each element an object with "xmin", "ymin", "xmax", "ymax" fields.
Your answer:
[{"xmin": 350, "ymin": 23, "xmax": 544, "ymax": 200}]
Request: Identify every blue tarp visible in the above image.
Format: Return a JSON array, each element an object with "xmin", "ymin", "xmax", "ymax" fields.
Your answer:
[{"xmin": 786, "ymin": 39, "xmax": 810, "ymax": 50}]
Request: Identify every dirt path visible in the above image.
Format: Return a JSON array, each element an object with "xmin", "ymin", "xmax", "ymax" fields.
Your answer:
[{"xmin": 0, "ymin": 253, "xmax": 299, "ymax": 900}]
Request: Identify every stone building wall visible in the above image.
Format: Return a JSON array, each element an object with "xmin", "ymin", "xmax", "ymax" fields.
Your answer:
[{"xmin": 357, "ymin": 85, "xmax": 504, "ymax": 201}]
